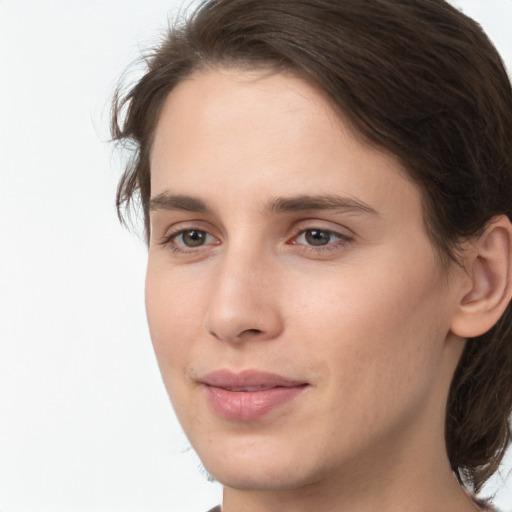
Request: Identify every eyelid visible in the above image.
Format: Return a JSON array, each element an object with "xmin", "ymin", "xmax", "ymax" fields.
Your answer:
[
  {"xmin": 155, "ymin": 218, "xmax": 216, "ymax": 239},
  {"xmin": 162, "ymin": 229, "xmax": 216, "ymax": 245},
  {"xmin": 286, "ymin": 221, "xmax": 355, "ymax": 255},
  {"xmin": 156, "ymin": 221, "xmax": 221, "ymax": 255},
  {"xmin": 293, "ymin": 228, "xmax": 345, "ymax": 242},
  {"xmin": 291, "ymin": 228, "xmax": 351, "ymax": 243},
  {"xmin": 290, "ymin": 218, "xmax": 354, "ymax": 238},
  {"xmin": 154, "ymin": 218, "xmax": 355, "ymax": 257},
  {"xmin": 162, "ymin": 227, "xmax": 217, "ymax": 242}
]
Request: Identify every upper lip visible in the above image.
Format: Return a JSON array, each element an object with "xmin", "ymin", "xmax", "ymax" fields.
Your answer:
[{"xmin": 200, "ymin": 369, "xmax": 308, "ymax": 391}]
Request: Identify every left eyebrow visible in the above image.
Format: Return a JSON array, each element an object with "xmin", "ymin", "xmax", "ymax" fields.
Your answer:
[{"xmin": 266, "ymin": 194, "xmax": 380, "ymax": 216}]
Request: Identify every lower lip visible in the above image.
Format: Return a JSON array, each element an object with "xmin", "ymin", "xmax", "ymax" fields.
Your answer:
[{"xmin": 204, "ymin": 385, "xmax": 307, "ymax": 421}]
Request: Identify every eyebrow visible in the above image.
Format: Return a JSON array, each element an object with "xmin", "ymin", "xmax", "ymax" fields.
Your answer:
[
  {"xmin": 266, "ymin": 194, "xmax": 379, "ymax": 216},
  {"xmin": 149, "ymin": 192, "xmax": 379, "ymax": 216},
  {"xmin": 149, "ymin": 193, "xmax": 210, "ymax": 213}
]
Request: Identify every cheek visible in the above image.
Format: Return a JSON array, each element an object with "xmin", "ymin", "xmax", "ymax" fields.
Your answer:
[
  {"xmin": 286, "ymin": 255, "xmax": 450, "ymax": 399},
  {"xmin": 145, "ymin": 263, "xmax": 204, "ymax": 375}
]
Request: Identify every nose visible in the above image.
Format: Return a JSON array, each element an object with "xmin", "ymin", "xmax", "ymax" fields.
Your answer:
[{"xmin": 204, "ymin": 247, "xmax": 283, "ymax": 344}]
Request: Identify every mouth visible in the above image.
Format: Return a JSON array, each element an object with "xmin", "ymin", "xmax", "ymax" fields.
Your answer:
[
  {"xmin": 200, "ymin": 369, "xmax": 309, "ymax": 421},
  {"xmin": 217, "ymin": 385, "xmax": 284, "ymax": 392}
]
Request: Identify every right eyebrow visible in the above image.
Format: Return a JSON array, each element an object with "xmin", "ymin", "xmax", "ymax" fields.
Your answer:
[
  {"xmin": 266, "ymin": 194, "xmax": 379, "ymax": 216},
  {"xmin": 149, "ymin": 192, "xmax": 211, "ymax": 213}
]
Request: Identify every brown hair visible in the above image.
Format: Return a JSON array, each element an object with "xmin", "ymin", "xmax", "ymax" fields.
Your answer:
[{"xmin": 111, "ymin": 0, "xmax": 512, "ymax": 494}]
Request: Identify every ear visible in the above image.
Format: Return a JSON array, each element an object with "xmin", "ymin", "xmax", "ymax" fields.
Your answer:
[{"xmin": 450, "ymin": 215, "xmax": 512, "ymax": 338}]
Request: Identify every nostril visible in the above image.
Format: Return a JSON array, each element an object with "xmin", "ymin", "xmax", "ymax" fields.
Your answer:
[{"xmin": 206, "ymin": 328, "xmax": 262, "ymax": 341}]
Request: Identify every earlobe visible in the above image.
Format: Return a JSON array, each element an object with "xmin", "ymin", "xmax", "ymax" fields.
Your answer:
[{"xmin": 451, "ymin": 215, "xmax": 512, "ymax": 339}]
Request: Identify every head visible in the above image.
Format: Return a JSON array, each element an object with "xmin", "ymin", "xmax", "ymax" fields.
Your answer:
[{"xmin": 112, "ymin": 0, "xmax": 512, "ymax": 495}]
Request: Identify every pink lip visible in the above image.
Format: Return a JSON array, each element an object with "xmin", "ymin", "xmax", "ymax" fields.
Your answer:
[{"xmin": 200, "ymin": 369, "xmax": 308, "ymax": 421}]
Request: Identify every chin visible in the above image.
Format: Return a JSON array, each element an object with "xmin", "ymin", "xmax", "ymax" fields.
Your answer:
[
  {"xmin": 194, "ymin": 434, "xmax": 328, "ymax": 492},
  {"xmin": 206, "ymin": 461, "xmax": 316, "ymax": 492}
]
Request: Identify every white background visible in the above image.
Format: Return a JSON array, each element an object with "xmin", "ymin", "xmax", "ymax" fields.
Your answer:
[{"xmin": 0, "ymin": 1, "xmax": 511, "ymax": 511}]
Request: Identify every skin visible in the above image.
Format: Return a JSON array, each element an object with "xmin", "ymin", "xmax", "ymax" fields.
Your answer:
[{"xmin": 146, "ymin": 69, "xmax": 482, "ymax": 512}]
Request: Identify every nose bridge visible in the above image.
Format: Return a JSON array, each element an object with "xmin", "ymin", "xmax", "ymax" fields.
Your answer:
[{"xmin": 204, "ymin": 239, "xmax": 282, "ymax": 343}]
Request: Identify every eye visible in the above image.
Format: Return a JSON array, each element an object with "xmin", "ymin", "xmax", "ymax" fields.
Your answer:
[
  {"xmin": 294, "ymin": 228, "xmax": 347, "ymax": 247},
  {"xmin": 175, "ymin": 229, "xmax": 210, "ymax": 247},
  {"xmin": 159, "ymin": 228, "xmax": 219, "ymax": 253}
]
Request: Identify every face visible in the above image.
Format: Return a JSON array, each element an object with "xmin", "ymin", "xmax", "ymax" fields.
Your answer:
[{"xmin": 147, "ymin": 69, "xmax": 462, "ymax": 493}]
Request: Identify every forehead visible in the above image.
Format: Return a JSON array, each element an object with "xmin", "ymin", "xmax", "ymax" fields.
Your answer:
[
  {"xmin": 149, "ymin": 68, "xmax": 422, "ymax": 223},
  {"xmin": 151, "ymin": 68, "xmax": 346, "ymax": 170}
]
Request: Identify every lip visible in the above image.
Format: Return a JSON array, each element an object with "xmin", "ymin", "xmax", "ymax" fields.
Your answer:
[{"xmin": 200, "ymin": 369, "xmax": 309, "ymax": 422}]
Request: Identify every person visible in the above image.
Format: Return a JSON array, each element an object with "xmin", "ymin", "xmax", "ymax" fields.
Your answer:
[{"xmin": 111, "ymin": 0, "xmax": 512, "ymax": 510}]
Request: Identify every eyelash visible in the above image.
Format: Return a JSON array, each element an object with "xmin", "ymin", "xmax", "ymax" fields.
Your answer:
[
  {"xmin": 290, "ymin": 228, "xmax": 352, "ymax": 253},
  {"xmin": 158, "ymin": 226, "xmax": 353, "ymax": 255},
  {"xmin": 159, "ymin": 229, "xmax": 218, "ymax": 254}
]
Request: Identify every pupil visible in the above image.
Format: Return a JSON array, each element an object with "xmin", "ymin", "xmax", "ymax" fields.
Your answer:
[
  {"xmin": 305, "ymin": 229, "xmax": 330, "ymax": 246},
  {"xmin": 183, "ymin": 230, "xmax": 206, "ymax": 247}
]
